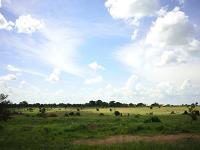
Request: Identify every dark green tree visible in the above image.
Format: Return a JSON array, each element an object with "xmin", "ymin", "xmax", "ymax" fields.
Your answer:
[{"xmin": 0, "ymin": 94, "xmax": 11, "ymax": 121}]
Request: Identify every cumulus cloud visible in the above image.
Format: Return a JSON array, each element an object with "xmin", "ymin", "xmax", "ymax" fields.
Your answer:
[
  {"xmin": 84, "ymin": 75, "xmax": 103, "ymax": 85},
  {"xmin": 46, "ymin": 68, "xmax": 61, "ymax": 82},
  {"xmin": 15, "ymin": 15, "xmax": 44, "ymax": 34},
  {"xmin": 146, "ymin": 7, "xmax": 194, "ymax": 48},
  {"xmin": 124, "ymin": 74, "xmax": 138, "ymax": 90},
  {"xmin": 180, "ymin": 79, "xmax": 191, "ymax": 90},
  {"xmin": 178, "ymin": 0, "xmax": 186, "ymax": 5},
  {"xmin": 88, "ymin": 61, "xmax": 104, "ymax": 71},
  {"xmin": 158, "ymin": 51, "xmax": 186, "ymax": 66},
  {"xmin": 19, "ymin": 80, "xmax": 28, "ymax": 88},
  {"xmin": 0, "ymin": 13, "xmax": 14, "ymax": 31},
  {"xmin": 0, "ymin": 74, "xmax": 17, "ymax": 81},
  {"xmin": 105, "ymin": 0, "xmax": 159, "ymax": 20},
  {"xmin": 7, "ymin": 65, "xmax": 21, "ymax": 72}
]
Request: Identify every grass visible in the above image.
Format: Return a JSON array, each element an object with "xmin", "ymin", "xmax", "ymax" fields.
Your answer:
[{"xmin": 0, "ymin": 106, "xmax": 200, "ymax": 150}]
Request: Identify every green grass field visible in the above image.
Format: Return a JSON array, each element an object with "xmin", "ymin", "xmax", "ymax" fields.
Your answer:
[{"xmin": 1, "ymin": 106, "xmax": 200, "ymax": 150}]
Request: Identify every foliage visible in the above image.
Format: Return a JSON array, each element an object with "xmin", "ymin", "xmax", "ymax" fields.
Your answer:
[
  {"xmin": 144, "ymin": 116, "xmax": 161, "ymax": 123},
  {"xmin": 114, "ymin": 111, "xmax": 120, "ymax": 116},
  {"xmin": 0, "ymin": 93, "xmax": 11, "ymax": 121}
]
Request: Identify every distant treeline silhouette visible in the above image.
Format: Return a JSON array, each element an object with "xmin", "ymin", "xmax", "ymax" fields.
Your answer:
[{"xmin": 6, "ymin": 99, "xmax": 196, "ymax": 108}]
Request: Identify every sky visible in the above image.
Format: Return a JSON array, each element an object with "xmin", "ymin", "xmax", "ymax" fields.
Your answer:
[{"xmin": 0, "ymin": 0, "xmax": 200, "ymax": 104}]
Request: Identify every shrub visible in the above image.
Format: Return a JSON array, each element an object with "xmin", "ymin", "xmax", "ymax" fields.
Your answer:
[
  {"xmin": 193, "ymin": 110, "xmax": 200, "ymax": 116},
  {"xmin": 0, "ymin": 94, "xmax": 11, "ymax": 121},
  {"xmin": 183, "ymin": 110, "xmax": 188, "ymax": 115},
  {"xmin": 110, "ymin": 108, "xmax": 112, "ymax": 112},
  {"xmin": 99, "ymin": 113, "xmax": 104, "ymax": 116},
  {"xmin": 96, "ymin": 108, "xmax": 99, "ymax": 111},
  {"xmin": 144, "ymin": 116, "xmax": 161, "ymax": 123},
  {"xmin": 64, "ymin": 113, "xmax": 69, "ymax": 117},
  {"xmin": 69, "ymin": 112, "xmax": 74, "ymax": 116},
  {"xmin": 48, "ymin": 113, "xmax": 57, "ymax": 117},
  {"xmin": 114, "ymin": 111, "xmax": 120, "ymax": 116},
  {"xmin": 190, "ymin": 111, "xmax": 198, "ymax": 121},
  {"xmin": 76, "ymin": 112, "xmax": 80, "ymax": 116},
  {"xmin": 150, "ymin": 106, "xmax": 153, "ymax": 109},
  {"xmin": 77, "ymin": 108, "xmax": 80, "ymax": 111},
  {"xmin": 39, "ymin": 107, "xmax": 46, "ymax": 114},
  {"xmin": 36, "ymin": 113, "xmax": 47, "ymax": 118},
  {"xmin": 120, "ymin": 113, "xmax": 123, "ymax": 117},
  {"xmin": 149, "ymin": 112, "xmax": 153, "ymax": 115},
  {"xmin": 135, "ymin": 114, "xmax": 140, "ymax": 118},
  {"xmin": 171, "ymin": 111, "xmax": 175, "ymax": 114}
]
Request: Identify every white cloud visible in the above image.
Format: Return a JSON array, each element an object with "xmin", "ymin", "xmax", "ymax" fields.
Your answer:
[
  {"xmin": 84, "ymin": 75, "xmax": 103, "ymax": 85},
  {"xmin": 180, "ymin": 79, "xmax": 191, "ymax": 90},
  {"xmin": 0, "ymin": 12, "xmax": 14, "ymax": 31},
  {"xmin": 158, "ymin": 51, "xmax": 186, "ymax": 66},
  {"xmin": 6, "ymin": 65, "xmax": 46, "ymax": 77},
  {"xmin": 178, "ymin": 0, "xmax": 185, "ymax": 5},
  {"xmin": 124, "ymin": 74, "xmax": 138, "ymax": 90},
  {"xmin": 15, "ymin": 15, "xmax": 44, "ymax": 34},
  {"xmin": 0, "ymin": 0, "xmax": 1, "ymax": 7},
  {"xmin": 146, "ymin": 7, "xmax": 194, "ymax": 48},
  {"xmin": 131, "ymin": 29, "xmax": 138, "ymax": 40},
  {"xmin": 46, "ymin": 68, "xmax": 61, "ymax": 82},
  {"xmin": 7, "ymin": 65, "xmax": 21, "ymax": 72},
  {"xmin": 105, "ymin": 0, "xmax": 159, "ymax": 20},
  {"xmin": 19, "ymin": 80, "xmax": 27, "ymax": 88},
  {"xmin": 0, "ymin": 74, "xmax": 17, "ymax": 81},
  {"xmin": 88, "ymin": 61, "xmax": 104, "ymax": 71},
  {"xmin": 105, "ymin": 0, "xmax": 159, "ymax": 39}
]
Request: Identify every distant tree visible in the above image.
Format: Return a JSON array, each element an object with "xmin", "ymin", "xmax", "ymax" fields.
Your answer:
[
  {"xmin": 89, "ymin": 100, "xmax": 96, "ymax": 107},
  {"xmin": 19, "ymin": 101, "xmax": 28, "ymax": 107},
  {"xmin": 0, "ymin": 94, "xmax": 11, "ymax": 121},
  {"xmin": 114, "ymin": 111, "xmax": 120, "ymax": 116},
  {"xmin": 109, "ymin": 101, "xmax": 116, "ymax": 107},
  {"xmin": 188, "ymin": 103, "xmax": 199, "ymax": 121},
  {"xmin": 151, "ymin": 102, "xmax": 160, "ymax": 107},
  {"xmin": 136, "ymin": 103, "xmax": 146, "ymax": 107}
]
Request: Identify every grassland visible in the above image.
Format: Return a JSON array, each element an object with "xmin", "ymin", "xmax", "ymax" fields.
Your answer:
[{"xmin": 0, "ymin": 106, "xmax": 200, "ymax": 150}]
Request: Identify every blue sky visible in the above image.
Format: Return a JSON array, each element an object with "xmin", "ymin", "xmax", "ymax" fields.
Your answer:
[{"xmin": 0, "ymin": 0, "xmax": 200, "ymax": 104}]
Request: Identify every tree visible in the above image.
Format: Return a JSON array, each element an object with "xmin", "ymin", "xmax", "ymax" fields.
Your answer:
[
  {"xmin": 0, "ymin": 94, "xmax": 11, "ymax": 121},
  {"xmin": 19, "ymin": 101, "xmax": 28, "ymax": 107}
]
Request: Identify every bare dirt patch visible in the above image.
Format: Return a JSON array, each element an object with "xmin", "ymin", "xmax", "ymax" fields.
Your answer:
[{"xmin": 73, "ymin": 133, "xmax": 200, "ymax": 145}]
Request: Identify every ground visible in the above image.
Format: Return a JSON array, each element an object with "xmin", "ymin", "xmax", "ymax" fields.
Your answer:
[{"xmin": 0, "ymin": 106, "xmax": 200, "ymax": 150}]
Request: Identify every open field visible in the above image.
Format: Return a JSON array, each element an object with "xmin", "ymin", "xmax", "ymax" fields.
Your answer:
[{"xmin": 1, "ymin": 106, "xmax": 200, "ymax": 150}]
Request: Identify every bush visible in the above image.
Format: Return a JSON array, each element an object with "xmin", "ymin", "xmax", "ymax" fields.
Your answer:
[
  {"xmin": 193, "ymin": 110, "xmax": 200, "ymax": 116},
  {"xmin": 190, "ymin": 112, "xmax": 198, "ymax": 121},
  {"xmin": 36, "ymin": 113, "xmax": 47, "ymax": 118},
  {"xmin": 183, "ymin": 110, "xmax": 188, "ymax": 115},
  {"xmin": 96, "ymin": 108, "xmax": 99, "ymax": 111},
  {"xmin": 64, "ymin": 113, "xmax": 69, "ymax": 117},
  {"xmin": 69, "ymin": 112, "xmax": 74, "ymax": 116},
  {"xmin": 77, "ymin": 108, "xmax": 80, "ymax": 111},
  {"xmin": 99, "ymin": 113, "xmax": 104, "ymax": 116},
  {"xmin": 48, "ymin": 113, "xmax": 57, "ymax": 117},
  {"xmin": 171, "ymin": 111, "xmax": 175, "ymax": 114},
  {"xmin": 144, "ymin": 116, "xmax": 161, "ymax": 123},
  {"xmin": 76, "ymin": 112, "xmax": 80, "ymax": 116},
  {"xmin": 0, "ymin": 94, "xmax": 11, "ymax": 121},
  {"xmin": 114, "ymin": 111, "xmax": 120, "ymax": 116},
  {"xmin": 135, "ymin": 114, "xmax": 140, "ymax": 118},
  {"xmin": 110, "ymin": 108, "xmax": 112, "ymax": 112}
]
